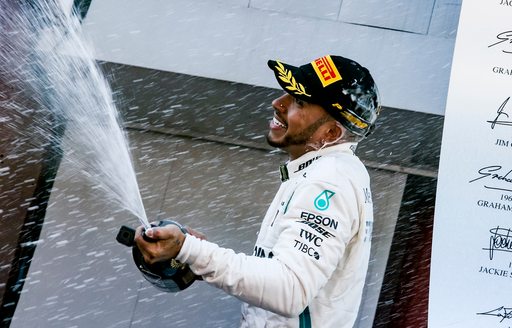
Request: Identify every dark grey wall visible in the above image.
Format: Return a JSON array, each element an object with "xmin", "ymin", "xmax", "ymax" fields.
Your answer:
[{"xmin": 102, "ymin": 62, "xmax": 443, "ymax": 178}]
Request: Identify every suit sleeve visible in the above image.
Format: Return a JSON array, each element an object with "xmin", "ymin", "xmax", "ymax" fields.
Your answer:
[{"xmin": 176, "ymin": 180, "xmax": 359, "ymax": 317}]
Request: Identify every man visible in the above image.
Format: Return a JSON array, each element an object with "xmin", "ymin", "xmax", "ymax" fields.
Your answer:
[{"xmin": 135, "ymin": 55, "xmax": 380, "ymax": 327}]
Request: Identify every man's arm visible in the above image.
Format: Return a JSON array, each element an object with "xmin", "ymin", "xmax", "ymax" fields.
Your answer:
[
  {"xmin": 134, "ymin": 180, "xmax": 357, "ymax": 317},
  {"xmin": 186, "ymin": 182, "xmax": 355, "ymax": 316}
]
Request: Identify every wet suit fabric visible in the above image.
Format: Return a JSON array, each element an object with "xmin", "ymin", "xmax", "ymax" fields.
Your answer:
[{"xmin": 177, "ymin": 142, "xmax": 374, "ymax": 327}]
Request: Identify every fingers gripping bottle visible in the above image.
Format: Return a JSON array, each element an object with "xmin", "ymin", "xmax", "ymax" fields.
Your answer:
[{"xmin": 116, "ymin": 220, "xmax": 198, "ymax": 292}]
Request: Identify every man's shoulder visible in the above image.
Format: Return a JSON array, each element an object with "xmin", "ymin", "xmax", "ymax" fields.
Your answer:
[
  {"xmin": 305, "ymin": 152, "xmax": 368, "ymax": 184},
  {"xmin": 315, "ymin": 150, "xmax": 365, "ymax": 172}
]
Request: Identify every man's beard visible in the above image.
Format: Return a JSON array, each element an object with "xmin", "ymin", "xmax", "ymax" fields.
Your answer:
[{"xmin": 266, "ymin": 115, "xmax": 332, "ymax": 149}]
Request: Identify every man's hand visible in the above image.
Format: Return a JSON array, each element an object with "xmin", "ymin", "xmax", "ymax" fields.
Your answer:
[{"xmin": 134, "ymin": 224, "xmax": 186, "ymax": 265}]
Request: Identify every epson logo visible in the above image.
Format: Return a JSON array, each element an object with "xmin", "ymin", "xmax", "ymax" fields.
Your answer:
[{"xmin": 300, "ymin": 211, "xmax": 338, "ymax": 230}]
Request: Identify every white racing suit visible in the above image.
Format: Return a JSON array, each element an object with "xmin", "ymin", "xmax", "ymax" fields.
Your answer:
[{"xmin": 176, "ymin": 142, "xmax": 374, "ymax": 328}]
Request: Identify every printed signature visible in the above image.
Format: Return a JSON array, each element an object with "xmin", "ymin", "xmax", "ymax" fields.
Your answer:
[
  {"xmin": 477, "ymin": 306, "xmax": 512, "ymax": 322},
  {"xmin": 469, "ymin": 165, "xmax": 512, "ymax": 193},
  {"xmin": 488, "ymin": 31, "xmax": 512, "ymax": 53},
  {"xmin": 487, "ymin": 97, "xmax": 512, "ymax": 129},
  {"xmin": 483, "ymin": 226, "xmax": 512, "ymax": 260}
]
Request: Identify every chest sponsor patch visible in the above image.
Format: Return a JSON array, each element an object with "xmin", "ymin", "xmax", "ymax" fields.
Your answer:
[
  {"xmin": 300, "ymin": 211, "xmax": 339, "ymax": 230},
  {"xmin": 293, "ymin": 239, "xmax": 320, "ymax": 260},
  {"xmin": 297, "ymin": 220, "xmax": 336, "ymax": 239},
  {"xmin": 314, "ymin": 190, "xmax": 335, "ymax": 211},
  {"xmin": 294, "ymin": 156, "xmax": 321, "ymax": 173}
]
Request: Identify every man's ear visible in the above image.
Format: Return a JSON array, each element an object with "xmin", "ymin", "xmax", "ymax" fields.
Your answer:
[{"xmin": 323, "ymin": 120, "xmax": 343, "ymax": 142}]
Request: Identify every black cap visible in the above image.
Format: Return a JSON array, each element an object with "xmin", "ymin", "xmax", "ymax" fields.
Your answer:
[{"xmin": 268, "ymin": 55, "xmax": 381, "ymax": 137}]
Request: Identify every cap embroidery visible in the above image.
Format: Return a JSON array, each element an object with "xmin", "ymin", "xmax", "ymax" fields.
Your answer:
[
  {"xmin": 332, "ymin": 103, "xmax": 343, "ymax": 110},
  {"xmin": 275, "ymin": 61, "xmax": 311, "ymax": 97},
  {"xmin": 311, "ymin": 55, "xmax": 342, "ymax": 88}
]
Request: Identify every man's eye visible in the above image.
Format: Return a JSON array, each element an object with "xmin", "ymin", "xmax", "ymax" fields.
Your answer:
[{"xmin": 294, "ymin": 98, "xmax": 305, "ymax": 107}]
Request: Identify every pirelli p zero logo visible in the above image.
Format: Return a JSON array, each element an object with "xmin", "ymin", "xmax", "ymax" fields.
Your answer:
[{"xmin": 311, "ymin": 55, "xmax": 342, "ymax": 87}]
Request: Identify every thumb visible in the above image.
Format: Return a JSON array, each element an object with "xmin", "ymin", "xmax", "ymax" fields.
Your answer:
[
  {"xmin": 144, "ymin": 227, "xmax": 155, "ymax": 238},
  {"xmin": 146, "ymin": 225, "xmax": 182, "ymax": 240}
]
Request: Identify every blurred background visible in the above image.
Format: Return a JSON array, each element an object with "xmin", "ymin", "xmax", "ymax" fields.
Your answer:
[{"xmin": 0, "ymin": 0, "xmax": 462, "ymax": 327}]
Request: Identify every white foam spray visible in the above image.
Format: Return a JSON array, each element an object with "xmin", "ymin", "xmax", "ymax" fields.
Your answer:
[{"xmin": 0, "ymin": 1, "xmax": 150, "ymax": 228}]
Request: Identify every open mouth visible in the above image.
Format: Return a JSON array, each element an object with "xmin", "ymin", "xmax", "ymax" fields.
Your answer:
[{"xmin": 272, "ymin": 116, "xmax": 287, "ymax": 129}]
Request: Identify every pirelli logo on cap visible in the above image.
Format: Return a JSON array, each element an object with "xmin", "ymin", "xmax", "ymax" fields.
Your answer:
[{"xmin": 311, "ymin": 55, "xmax": 342, "ymax": 87}]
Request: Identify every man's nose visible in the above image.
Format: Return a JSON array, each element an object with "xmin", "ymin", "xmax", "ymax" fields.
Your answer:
[{"xmin": 272, "ymin": 94, "xmax": 288, "ymax": 113}]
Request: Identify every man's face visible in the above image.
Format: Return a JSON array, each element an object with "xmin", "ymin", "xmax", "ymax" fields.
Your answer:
[{"xmin": 267, "ymin": 93, "xmax": 332, "ymax": 160}]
